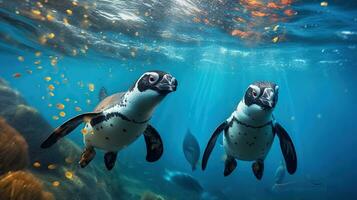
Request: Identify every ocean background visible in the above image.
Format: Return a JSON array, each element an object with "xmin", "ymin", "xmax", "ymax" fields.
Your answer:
[{"xmin": 0, "ymin": 0, "xmax": 356, "ymax": 199}]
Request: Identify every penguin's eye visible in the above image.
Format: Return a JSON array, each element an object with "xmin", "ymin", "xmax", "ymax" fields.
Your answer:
[
  {"xmin": 148, "ymin": 73, "xmax": 159, "ymax": 84},
  {"xmin": 252, "ymin": 90, "xmax": 258, "ymax": 98}
]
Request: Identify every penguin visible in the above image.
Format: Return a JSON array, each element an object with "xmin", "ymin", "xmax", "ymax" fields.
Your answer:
[
  {"xmin": 41, "ymin": 71, "xmax": 178, "ymax": 170},
  {"xmin": 202, "ymin": 81, "xmax": 297, "ymax": 180}
]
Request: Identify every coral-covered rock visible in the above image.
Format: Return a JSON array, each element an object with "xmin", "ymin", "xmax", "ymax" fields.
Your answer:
[
  {"xmin": 0, "ymin": 117, "xmax": 29, "ymax": 175},
  {"xmin": 0, "ymin": 171, "xmax": 54, "ymax": 200}
]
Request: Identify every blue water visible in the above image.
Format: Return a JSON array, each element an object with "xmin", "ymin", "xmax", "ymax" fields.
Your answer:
[{"xmin": 0, "ymin": 0, "xmax": 356, "ymax": 199}]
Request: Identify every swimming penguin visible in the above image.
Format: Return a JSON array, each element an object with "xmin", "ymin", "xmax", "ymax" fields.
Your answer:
[
  {"xmin": 41, "ymin": 71, "xmax": 178, "ymax": 170},
  {"xmin": 202, "ymin": 81, "xmax": 297, "ymax": 179}
]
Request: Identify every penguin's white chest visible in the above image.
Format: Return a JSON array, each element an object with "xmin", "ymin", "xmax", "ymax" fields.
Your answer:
[
  {"xmin": 83, "ymin": 106, "xmax": 148, "ymax": 152},
  {"xmin": 223, "ymin": 112, "xmax": 274, "ymax": 161}
]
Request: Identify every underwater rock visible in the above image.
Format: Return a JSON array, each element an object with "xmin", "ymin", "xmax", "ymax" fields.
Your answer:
[
  {"xmin": 0, "ymin": 170, "xmax": 54, "ymax": 200},
  {"xmin": 0, "ymin": 79, "xmax": 133, "ymax": 200},
  {"xmin": 0, "ymin": 117, "xmax": 29, "ymax": 175},
  {"xmin": 0, "ymin": 79, "xmax": 62, "ymax": 164}
]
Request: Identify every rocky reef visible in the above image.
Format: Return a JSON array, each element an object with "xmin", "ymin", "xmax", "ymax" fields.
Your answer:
[
  {"xmin": 0, "ymin": 117, "xmax": 29, "ymax": 174},
  {"xmin": 0, "ymin": 171, "xmax": 54, "ymax": 200},
  {"xmin": 0, "ymin": 79, "xmax": 137, "ymax": 200}
]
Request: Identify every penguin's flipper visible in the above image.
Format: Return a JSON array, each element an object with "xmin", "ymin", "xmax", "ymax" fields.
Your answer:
[
  {"xmin": 104, "ymin": 152, "xmax": 118, "ymax": 170},
  {"xmin": 274, "ymin": 123, "xmax": 297, "ymax": 174},
  {"xmin": 224, "ymin": 156, "xmax": 237, "ymax": 176},
  {"xmin": 41, "ymin": 112, "xmax": 101, "ymax": 148},
  {"xmin": 79, "ymin": 146, "xmax": 96, "ymax": 168},
  {"xmin": 252, "ymin": 160, "xmax": 264, "ymax": 180},
  {"xmin": 143, "ymin": 125, "xmax": 163, "ymax": 162},
  {"xmin": 202, "ymin": 121, "xmax": 228, "ymax": 170}
]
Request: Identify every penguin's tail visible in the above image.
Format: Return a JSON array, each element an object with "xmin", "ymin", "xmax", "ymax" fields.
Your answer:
[{"xmin": 41, "ymin": 112, "xmax": 101, "ymax": 148}]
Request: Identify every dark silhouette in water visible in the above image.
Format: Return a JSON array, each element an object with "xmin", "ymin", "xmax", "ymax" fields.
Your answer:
[
  {"xmin": 164, "ymin": 170, "xmax": 230, "ymax": 200},
  {"xmin": 274, "ymin": 160, "xmax": 286, "ymax": 184},
  {"xmin": 269, "ymin": 160, "xmax": 325, "ymax": 194},
  {"xmin": 183, "ymin": 129, "xmax": 200, "ymax": 171},
  {"xmin": 164, "ymin": 170, "xmax": 204, "ymax": 194}
]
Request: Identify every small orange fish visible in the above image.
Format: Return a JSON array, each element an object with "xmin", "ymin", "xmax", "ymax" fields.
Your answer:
[
  {"xmin": 272, "ymin": 36, "xmax": 279, "ymax": 43},
  {"xmin": 65, "ymin": 157, "xmax": 73, "ymax": 164},
  {"xmin": 320, "ymin": 1, "xmax": 328, "ymax": 7},
  {"xmin": 31, "ymin": 10, "xmax": 41, "ymax": 16},
  {"xmin": 13, "ymin": 73, "xmax": 21, "ymax": 78},
  {"xmin": 63, "ymin": 18, "xmax": 69, "ymax": 25},
  {"xmin": 17, "ymin": 56, "xmax": 24, "ymax": 62},
  {"xmin": 33, "ymin": 161, "xmax": 41, "ymax": 168},
  {"xmin": 284, "ymin": 9, "xmax": 297, "ymax": 16},
  {"xmin": 46, "ymin": 14, "xmax": 55, "ymax": 21},
  {"xmin": 48, "ymin": 33, "xmax": 55, "ymax": 39},
  {"xmin": 81, "ymin": 129, "xmax": 88, "ymax": 135},
  {"xmin": 56, "ymin": 103, "xmax": 65, "ymax": 110},
  {"xmin": 251, "ymin": 11, "xmax": 268, "ymax": 17},
  {"xmin": 88, "ymin": 83, "xmax": 95, "ymax": 92},
  {"xmin": 281, "ymin": 0, "xmax": 293, "ymax": 5},
  {"xmin": 47, "ymin": 164, "xmax": 57, "ymax": 170},
  {"xmin": 52, "ymin": 181, "xmax": 60, "ymax": 187},
  {"xmin": 66, "ymin": 9, "xmax": 73, "ymax": 15},
  {"xmin": 35, "ymin": 51, "xmax": 42, "ymax": 57},
  {"xmin": 48, "ymin": 84, "xmax": 55, "ymax": 91},
  {"xmin": 44, "ymin": 76, "xmax": 51, "ymax": 82},
  {"xmin": 51, "ymin": 58, "xmax": 57, "ymax": 66},
  {"xmin": 65, "ymin": 171, "xmax": 73, "ymax": 180},
  {"xmin": 59, "ymin": 111, "xmax": 66, "ymax": 117}
]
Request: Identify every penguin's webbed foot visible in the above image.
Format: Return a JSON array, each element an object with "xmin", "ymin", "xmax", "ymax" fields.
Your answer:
[
  {"xmin": 224, "ymin": 156, "xmax": 237, "ymax": 176},
  {"xmin": 252, "ymin": 160, "xmax": 264, "ymax": 180},
  {"xmin": 104, "ymin": 152, "xmax": 118, "ymax": 170},
  {"xmin": 79, "ymin": 147, "xmax": 96, "ymax": 168}
]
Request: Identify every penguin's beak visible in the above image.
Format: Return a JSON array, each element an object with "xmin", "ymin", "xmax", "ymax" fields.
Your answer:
[
  {"xmin": 156, "ymin": 74, "xmax": 178, "ymax": 95},
  {"xmin": 259, "ymin": 87, "xmax": 277, "ymax": 109}
]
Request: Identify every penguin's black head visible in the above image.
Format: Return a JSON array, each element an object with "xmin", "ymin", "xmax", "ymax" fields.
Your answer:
[
  {"xmin": 244, "ymin": 81, "xmax": 279, "ymax": 110},
  {"xmin": 135, "ymin": 71, "xmax": 178, "ymax": 96}
]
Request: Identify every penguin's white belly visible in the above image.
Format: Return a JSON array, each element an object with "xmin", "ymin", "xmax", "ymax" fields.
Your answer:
[
  {"xmin": 223, "ymin": 119, "xmax": 274, "ymax": 161},
  {"xmin": 83, "ymin": 115, "xmax": 147, "ymax": 152}
]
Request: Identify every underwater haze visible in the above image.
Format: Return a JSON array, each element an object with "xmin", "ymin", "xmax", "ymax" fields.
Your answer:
[{"xmin": 0, "ymin": 0, "xmax": 356, "ymax": 200}]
